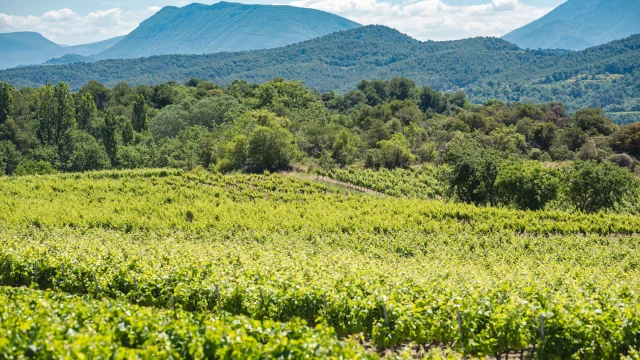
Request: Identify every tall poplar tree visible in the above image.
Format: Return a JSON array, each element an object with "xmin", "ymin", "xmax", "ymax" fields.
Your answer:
[{"xmin": 103, "ymin": 110, "xmax": 118, "ymax": 166}]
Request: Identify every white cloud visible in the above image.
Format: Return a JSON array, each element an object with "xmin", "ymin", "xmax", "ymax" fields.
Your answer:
[
  {"xmin": 0, "ymin": 6, "xmax": 160, "ymax": 45},
  {"xmin": 286, "ymin": 0, "xmax": 554, "ymax": 40}
]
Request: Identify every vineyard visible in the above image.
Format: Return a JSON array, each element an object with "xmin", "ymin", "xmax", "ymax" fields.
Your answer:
[
  {"xmin": 2, "ymin": 169, "xmax": 640, "ymax": 358},
  {"xmin": 316, "ymin": 167, "xmax": 446, "ymax": 199}
]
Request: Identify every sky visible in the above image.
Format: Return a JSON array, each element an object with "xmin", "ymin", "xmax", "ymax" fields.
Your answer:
[{"xmin": 0, "ymin": 0, "xmax": 566, "ymax": 45}]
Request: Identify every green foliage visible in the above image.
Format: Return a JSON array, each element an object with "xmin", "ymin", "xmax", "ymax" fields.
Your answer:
[
  {"xmin": 0, "ymin": 287, "xmax": 370, "ymax": 359},
  {"xmin": 574, "ymin": 108, "xmax": 614, "ymax": 135},
  {"xmin": 65, "ymin": 131, "xmax": 111, "ymax": 172},
  {"xmin": 2, "ymin": 171, "xmax": 640, "ymax": 357},
  {"xmin": 150, "ymin": 105, "xmax": 189, "ymax": 141},
  {"xmin": 31, "ymin": 82, "xmax": 77, "ymax": 164},
  {"xmin": 331, "ymin": 130, "xmax": 360, "ymax": 166},
  {"xmin": 420, "ymin": 86, "xmax": 445, "ymax": 113},
  {"xmin": 495, "ymin": 160, "xmax": 559, "ymax": 210},
  {"xmin": 612, "ymin": 123, "xmax": 640, "ymax": 157},
  {"xmin": 0, "ymin": 82, "xmax": 13, "ymax": 125},
  {"xmin": 76, "ymin": 93, "xmax": 97, "ymax": 131},
  {"xmin": 121, "ymin": 117, "xmax": 134, "ymax": 146},
  {"xmin": 567, "ymin": 160, "xmax": 637, "ymax": 213},
  {"xmin": 81, "ymin": 80, "xmax": 110, "ymax": 110},
  {"xmin": 13, "ymin": 160, "xmax": 56, "ymax": 176},
  {"xmin": 248, "ymin": 125, "xmax": 297, "ymax": 171},
  {"xmin": 156, "ymin": 126, "xmax": 209, "ymax": 170},
  {"xmin": 102, "ymin": 111, "xmax": 118, "ymax": 166},
  {"xmin": 0, "ymin": 140, "xmax": 21, "ymax": 175},
  {"xmin": 445, "ymin": 138, "xmax": 501, "ymax": 205},
  {"xmin": 318, "ymin": 166, "xmax": 445, "ymax": 198},
  {"xmin": 2, "ymin": 26, "xmax": 640, "ymax": 118},
  {"xmin": 367, "ymin": 133, "xmax": 415, "ymax": 169},
  {"xmin": 132, "ymin": 94, "xmax": 149, "ymax": 132}
]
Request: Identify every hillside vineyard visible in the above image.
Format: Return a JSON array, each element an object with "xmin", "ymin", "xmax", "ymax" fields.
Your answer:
[
  {"xmin": 2, "ymin": 0, "xmax": 640, "ymax": 357},
  {"xmin": 1, "ymin": 170, "xmax": 640, "ymax": 358}
]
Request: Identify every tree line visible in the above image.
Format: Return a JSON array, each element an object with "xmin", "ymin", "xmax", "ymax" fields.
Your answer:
[{"xmin": 0, "ymin": 77, "xmax": 638, "ymax": 213}]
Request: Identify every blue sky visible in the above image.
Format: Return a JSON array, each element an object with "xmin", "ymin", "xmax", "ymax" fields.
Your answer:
[{"xmin": 0, "ymin": 0, "xmax": 566, "ymax": 44}]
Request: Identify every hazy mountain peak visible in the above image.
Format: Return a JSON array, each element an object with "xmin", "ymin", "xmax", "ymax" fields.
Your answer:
[
  {"xmin": 95, "ymin": 2, "xmax": 360, "ymax": 60},
  {"xmin": 503, "ymin": 0, "xmax": 640, "ymax": 50}
]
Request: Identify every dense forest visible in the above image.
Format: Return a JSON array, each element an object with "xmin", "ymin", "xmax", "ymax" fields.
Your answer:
[
  {"xmin": 1, "ymin": 76, "xmax": 639, "ymax": 213},
  {"xmin": 1, "ymin": 26, "xmax": 639, "ymax": 121}
]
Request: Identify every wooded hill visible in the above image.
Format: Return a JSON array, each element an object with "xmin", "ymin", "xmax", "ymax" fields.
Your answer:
[{"xmin": 1, "ymin": 26, "xmax": 638, "ymax": 119}]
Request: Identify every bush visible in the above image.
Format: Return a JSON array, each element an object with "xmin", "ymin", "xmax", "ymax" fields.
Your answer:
[
  {"xmin": 495, "ymin": 161, "xmax": 559, "ymax": 210},
  {"xmin": 0, "ymin": 140, "xmax": 21, "ymax": 175},
  {"xmin": 445, "ymin": 138, "xmax": 501, "ymax": 205},
  {"xmin": 609, "ymin": 153, "xmax": 634, "ymax": 169},
  {"xmin": 14, "ymin": 160, "xmax": 56, "ymax": 176},
  {"xmin": 566, "ymin": 160, "xmax": 636, "ymax": 213},
  {"xmin": 366, "ymin": 133, "xmax": 415, "ymax": 169},
  {"xmin": 248, "ymin": 126, "xmax": 297, "ymax": 171},
  {"xmin": 65, "ymin": 131, "xmax": 111, "ymax": 172}
]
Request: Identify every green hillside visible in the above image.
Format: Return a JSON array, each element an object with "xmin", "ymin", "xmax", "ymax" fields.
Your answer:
[
  {"xmin": 2, "ymin": 26, "xmax": 638, "ymax": 117},
  {"xmin": 94, "ymin": 2, "xmax": 360, "ymax": 60}
]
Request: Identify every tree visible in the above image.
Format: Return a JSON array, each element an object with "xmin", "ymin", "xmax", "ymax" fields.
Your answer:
[
  {"xmin": 65, "ymin": 131, "xmax": 111, "ymax": 172},
  {"xmin": 132, "ymin": 95, "xmax": 149, "ymax": 132},
  {"xmin": 152, "ymin": 84, "xmax": 175, "ymax": 109},
  {"xmin": 81, "ymin": 80, "xmax": 111, "ymax": 110},
  {"xmin": 532, "ymin": 122, "xmax": 556, "ymax": 151},
  {"xmin": 256, "ymin": 79, "xmax": 315, "ymax": 110},
  {"xmin": 34, "ymin": 85, "xmax": 56, "ymax": 146},
  {"xmin": 248, "ymin": 125, "xmax": 296, "ymax": 171},
  {"xmin": 150, "ymin": 105, "xmax": 189, "ymax": 141},
  {"xmin": 367, "ymin": 133, "xmax": 415, "ymax": 169},
  {"xmin": 0, "ymin": 82, "xmax": 13, "ymax": 126},
  {"xmin": 0, "ymin": 140, "xmax": 21, "ymax": 175},
  {"xmin": 331, "ymin": 130, "xmax": 360, "ymax": 166},
  {"xmin": 612, "ymin": 123, "xmax": 640, "ymax": 157},
  {"xmin": 566, "ymin": 160, "xmax": 636, "ymax": 213},
  {"xmin": 574, "ymin": 108, "xmax": 614, "ymax": 135},
  {"xmin": 358, "ymin": 80, "xmax": 390, "ymax": 106},
  {"xmin": 76, "ymin": 93, "xmax": 97, "ymax": 131},
  {"xmin": 156, "ymin": 126, "xmax": 209, "ymax": 170},
  {"xmin": 121, "ymin": 118, "xmax": 134, "ymax": 146},
  {"xmin": 419, "ymin": 86, "xmax": 444, "ymax": 113},
  {"xmin": 578, "ymin": 138, "xmax": 599, "ymax": 160},
  {"xmin": 190, "ymin": 96, "xmax": 240, "ymax": 128},
  {"xmin": 444, "ymin": 137, "xmax": 500, "ymax": 205},
  {"xmin": 53, "ymin": 83, "xmax": 77, "ymax": 155},
  {"xmin": 495, "ymin": 161, "xmax": 559, "ymax": 210},
  {"xmin": 103, "ymin": 111, "xmax": 118, "ymax": 166},
  {"xmin": 389, "ymin": 77, "xmax": 416, "ymax": 101}
]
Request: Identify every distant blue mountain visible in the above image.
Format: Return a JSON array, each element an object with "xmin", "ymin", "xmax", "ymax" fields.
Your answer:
[
  {"xmin": 95, "ymin": 1, "xmax": 360, "ymax": 60},
  {"xmin": 503, "ymin": 0, "xmax": 640, "ymax": 50},
  {"xmin": 0, "ymin": 32, "xmax": 124, "ymax": 69}
]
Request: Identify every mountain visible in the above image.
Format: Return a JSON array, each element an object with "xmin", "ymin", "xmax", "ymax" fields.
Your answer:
[
  {"xmin": 0, "ymin": 32, "xmax": 124, "ymax": 69},
  {"xmin": 503, "ymin": 0, "xmax": 640, "ymax": 50},
  {"xmin": 1, "ymin": 26, "xmax": 639, "ymax": 119},
  {"xmin": 0, "ymin": 32, "xmax": 62, "ymax": 70},
  {"xmin": 94, "ymin": 2, "xmax": 360, "ymax": 60}
]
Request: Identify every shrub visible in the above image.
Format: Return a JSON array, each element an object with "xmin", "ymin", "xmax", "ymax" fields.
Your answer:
[{"xmin": 566, "ymin": 160, "xmax": 636, "ymax": 213}]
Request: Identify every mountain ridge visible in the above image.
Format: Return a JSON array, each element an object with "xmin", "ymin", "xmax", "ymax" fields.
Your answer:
[
  {"xmin": 94, "ymin": 1, "xmax": 360, "ymax": 60},
  {"xmin": 503, "ymin": 0, "xmax": 640, "ymax": 50},
  {"xmin": 0, "ymin": 32, "xmax": 124, "ymax": 70},
  {"xmin": 1, "ymin": 25, "xmax": 638, "ymax": 119}
]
